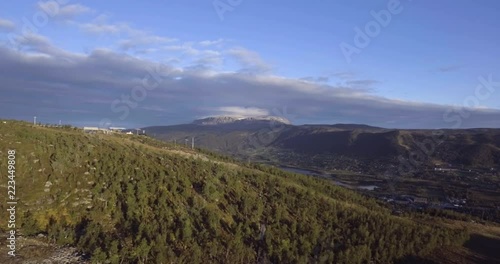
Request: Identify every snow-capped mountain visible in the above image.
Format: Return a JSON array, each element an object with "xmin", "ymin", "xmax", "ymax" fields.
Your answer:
[{"xmin": 192, "ymin": 116, "xmax": 291, "ymax": 126}]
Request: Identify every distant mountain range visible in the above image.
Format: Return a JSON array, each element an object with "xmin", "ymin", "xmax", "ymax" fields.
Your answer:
[
  {"xmin": 192, "ymin": 116, "xmax": 292, "ymax": 125},
  {"xmin": 144, "ymin": 116, "xmax": 500, "ymax": 173}
]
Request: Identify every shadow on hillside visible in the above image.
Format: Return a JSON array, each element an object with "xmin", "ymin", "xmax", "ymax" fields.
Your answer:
[
  {"xmin": 463, "ymin": 234, "xmax": 500, "ymax": 262},
  {"xmin": 395, "ymin": 256, "xmax": 437, "ymax": 264},
  {"xmin": 396, "ymin": 233, "xmax": 500, "ymax": 264}
]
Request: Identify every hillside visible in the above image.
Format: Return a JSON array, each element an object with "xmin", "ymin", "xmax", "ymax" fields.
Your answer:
[
  {"xmin": 145, "ymin": 121, "xmax": 500, "ymax": 172},
  {"xmin": 0, "ymin": 121, "xmax": 478, "ymax": 263},
  {"xmin": 145, "ymin": 117, "xmax": 291, "ymax": 156}
]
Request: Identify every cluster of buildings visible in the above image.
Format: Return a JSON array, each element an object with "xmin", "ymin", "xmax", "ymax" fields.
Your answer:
[
  {"xmin": 381, "ymin": 195, "xmax": 429, "ymax": 205},
  {"xmin": 83, "ymin": 127, "xmax": 144, "ymax": 135}
]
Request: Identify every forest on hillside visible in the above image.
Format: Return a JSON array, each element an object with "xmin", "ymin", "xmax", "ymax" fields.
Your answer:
[{"xmin": 0, "ymin": 121, "xmax": 469, "ymax": 263}]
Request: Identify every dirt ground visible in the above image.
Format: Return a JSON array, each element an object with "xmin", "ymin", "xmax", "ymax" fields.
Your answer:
[{"xmin": 0, "ymin": 235, "xmax": 87, "ymax": 264}]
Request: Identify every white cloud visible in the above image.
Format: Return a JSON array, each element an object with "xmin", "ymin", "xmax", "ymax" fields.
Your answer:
[
  {"xmin": 332, "ymin": 71, "xmax": 356, "ymax": 80},
  {"xmin": 120, "ymin": 35, "xmax": 177, "ymax": 50},
  {"xmin": 210, "ymin": 106, "xmax": 270, "ymax": 117},
  {"xmin": 199, "ymin": 39, "xmax": 224, "ymax": 47},
  {"xmin": 13, "ymin": 33, "xmax": 82, "ymax": 60},
  {"xmin": 227, "ymin": 47, "xmax": 272, "ymax": 74},
  {"xmin": 195, "ymin": 55, "xmax": 223, "ymax": 66},
  {"xmin": 80, "ymin": 16, "xmax": 178, "ymax": 54},
  {"xmin": 59, "ymin": 4, "xmax": 93, "ymax": 17},
  {"xmin": 164, "ymin": 42, "xmax": 200, "ymax": 55},
  {"xmin": 80, "ymin": 22, "xmax": 131, "ymax": 35},
  {"xmin": 38, "ymin": 2, "xmax": 93, "ymax": 19},
  {"xmin": 80, "ymin": 15, "xmax": 141, "ymax": 35},
  {"xmin": 1, "ymin": 18, "xmax": 499, "ymax": 128},
  {"xmin": 0, "ymin": 18, "xmax": 15, "ymax": 32}
]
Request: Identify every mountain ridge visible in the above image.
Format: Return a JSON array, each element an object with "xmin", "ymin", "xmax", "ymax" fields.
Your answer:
[
  {"xmin": 144, "ymin": 120, "xmax": 500, "ymax": 171},
  {"xmin": 192, "ymin": 115, "xmax": 292, "ymax": 126}
]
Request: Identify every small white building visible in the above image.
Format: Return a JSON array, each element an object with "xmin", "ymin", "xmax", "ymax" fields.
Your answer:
[
  {"xmin": 109, "ymin": 127, "xmax": 126, "ymax": 132},
  {"xmin": 83, "ymin": 127, "xmax": 110, "ymax": 134},
  {"xmin": 83, "ymin": 127, "xmax": 99, "ymax": 132}
]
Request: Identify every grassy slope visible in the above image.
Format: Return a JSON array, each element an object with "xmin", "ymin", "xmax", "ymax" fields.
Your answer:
[
  {"xmin": 0, "ymin": 120, "xmax": 478, "ymax": 263},
  {"xmin": 399, "ymin": 220, "xmax": 500, "ymax": 264}
]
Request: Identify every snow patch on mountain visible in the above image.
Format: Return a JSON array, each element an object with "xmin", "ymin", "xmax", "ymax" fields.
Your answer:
[{"xmin": 193, "ymin": 116, "xmax": 291, "ymax": 125}]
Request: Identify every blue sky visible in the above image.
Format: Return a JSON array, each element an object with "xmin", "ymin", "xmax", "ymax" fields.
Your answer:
[{"xmin": 1, "ymin": 0, "xmax": 500, "ymax": 128}]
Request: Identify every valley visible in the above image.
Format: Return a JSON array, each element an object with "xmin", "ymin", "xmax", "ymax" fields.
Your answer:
[{"xmin": 146, "ymin": 117, "xmax": 500, "ymax": 223}]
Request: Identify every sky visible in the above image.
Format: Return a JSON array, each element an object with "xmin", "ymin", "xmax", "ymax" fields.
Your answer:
[{"xmin": 1, "ymin": 0, "xmax": 500, "ymax": 128}]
